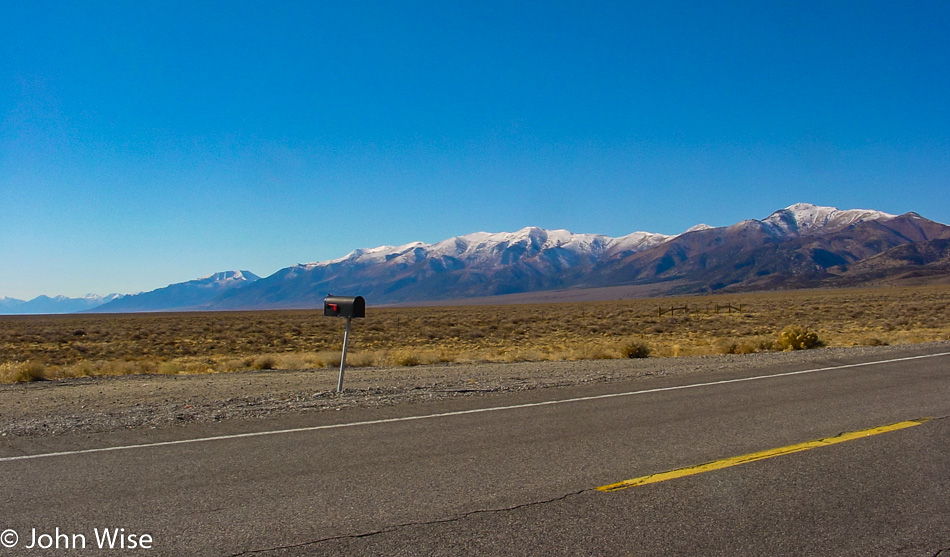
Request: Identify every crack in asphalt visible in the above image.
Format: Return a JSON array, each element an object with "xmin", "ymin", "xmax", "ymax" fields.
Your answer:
[
  {"xmin": 228, "ymin": 488, "xmax": 592, "ymax": 556},
  {"xmin": 229, "ymin": 415, "xmax": 950, "ymax": 555}
]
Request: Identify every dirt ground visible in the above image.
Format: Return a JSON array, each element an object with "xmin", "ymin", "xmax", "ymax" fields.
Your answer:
[{"xmin": 3, "ymin": 341, "xmax": 946, "ymax": 439}]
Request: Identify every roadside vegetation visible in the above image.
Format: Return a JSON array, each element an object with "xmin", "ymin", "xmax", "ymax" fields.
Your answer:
[{"xmin": 1, "ymin": 285, "xmax": 948, "ymax": 383}]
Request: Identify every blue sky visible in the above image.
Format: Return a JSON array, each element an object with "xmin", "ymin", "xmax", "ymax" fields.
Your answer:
[{"xmin": 2, "ymin": 1, "xmax": 948, "ymax": 299}]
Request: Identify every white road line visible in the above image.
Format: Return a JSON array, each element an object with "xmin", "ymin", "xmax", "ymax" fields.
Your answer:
[{"xmin": 2, "ymin": 351, "xmax": 948, "ymax": 463}]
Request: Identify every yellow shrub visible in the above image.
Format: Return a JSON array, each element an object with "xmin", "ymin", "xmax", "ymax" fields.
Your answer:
[{"xmin": 777, "ymin": 326, "xmax": 823, "ymax": 351}]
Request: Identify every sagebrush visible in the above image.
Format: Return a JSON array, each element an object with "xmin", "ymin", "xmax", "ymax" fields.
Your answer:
[{"xmin": 1, "ymin": 285, "xmax": 948, "ymax": 383}]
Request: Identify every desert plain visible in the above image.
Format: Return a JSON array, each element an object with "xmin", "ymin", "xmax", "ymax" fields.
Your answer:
[{"xmin": 1, "ymin": 285, "xmax": 948, "ymax": 439}]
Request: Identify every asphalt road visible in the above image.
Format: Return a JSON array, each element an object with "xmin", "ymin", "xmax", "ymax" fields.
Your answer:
[{"xmin": 1, "ymin": 347, "xmax": 949, "ymax": 556}]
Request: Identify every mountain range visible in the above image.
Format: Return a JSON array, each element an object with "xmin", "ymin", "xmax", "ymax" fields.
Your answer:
[
  {"xmin": 0, "ymin": 294, "xmax": 124, "ymax": 315},
  {"xmin": 4, "ymin": 203, "xmax": 949, "ymax": 314}
]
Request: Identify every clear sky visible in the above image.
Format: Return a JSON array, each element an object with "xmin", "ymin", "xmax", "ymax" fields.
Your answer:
[{"xmin": 2, "ymin": 1, "xmax": 948, "ymax": 299}]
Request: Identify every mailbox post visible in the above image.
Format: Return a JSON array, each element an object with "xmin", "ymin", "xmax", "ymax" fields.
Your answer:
[{"xmin": 323, "ymin": 295, "xmax": 366, "ymax": 392}]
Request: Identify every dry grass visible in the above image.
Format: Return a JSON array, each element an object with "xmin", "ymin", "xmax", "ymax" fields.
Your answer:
[{"xmin": 2, "ymin": 285, "xmax": 949, "ymax": 383}]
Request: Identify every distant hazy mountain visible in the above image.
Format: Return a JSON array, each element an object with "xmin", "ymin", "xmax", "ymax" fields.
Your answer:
[
  {"xmin": 0, "ymin": 297, "xmax": 27, "ymax": 313},
  {"xmin": 0, "ymin": 294, "xmax": 124, "ymax": 315},
  {"xmin": 206, "ymin": 203, "xmax": 950, "ymax": 309},
  {"xmin": 88, "ymin": 271, "xmax": 261, "ymax": 313}
]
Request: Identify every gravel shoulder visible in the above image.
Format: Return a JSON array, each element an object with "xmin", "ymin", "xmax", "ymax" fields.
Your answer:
[{"xmin": 1, "ymin": 342, "xmax": 947, "ymax": 438}]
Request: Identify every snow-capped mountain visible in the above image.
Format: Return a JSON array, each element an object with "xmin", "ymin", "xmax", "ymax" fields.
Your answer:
[
  {"xmin": 308, "ymin": 203, "xmax": 896, "ymax": 276},
  {"xmin": 207, "ymin": 203, "xmax": 949, "ymax": 309},
  {"xmin": 87, "ymin": 271, "xmax": 261, "ymax": 313},
  {"xmin": 207, "ymin": 227, "xmax": 675, "ymax": 310},
  {"xmin": 316, "ymin": 227, "xmax": 670, "ymax": 272},
  {"xmin": 592, "ymin": 204, "xmax": 948, "ymax": 293},
  {"xmin": 762, "ymin": 203, "xmax": 896, "ymax": 236}
]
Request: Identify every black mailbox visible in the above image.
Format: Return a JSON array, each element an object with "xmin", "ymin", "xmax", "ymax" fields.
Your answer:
[{"xmin": 324, "ymin": 295, "xmax": 366, "ymax": 318}]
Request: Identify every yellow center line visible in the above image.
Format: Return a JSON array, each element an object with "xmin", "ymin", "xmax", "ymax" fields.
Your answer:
[{"xmin": 597, "ymin": 418, "xmax": 931, "ymax": 492}]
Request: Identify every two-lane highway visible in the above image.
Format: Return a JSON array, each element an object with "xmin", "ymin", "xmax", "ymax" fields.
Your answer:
[{"xmin": 2, "ymin": 347, "xmax": 948, "ymax": 555}]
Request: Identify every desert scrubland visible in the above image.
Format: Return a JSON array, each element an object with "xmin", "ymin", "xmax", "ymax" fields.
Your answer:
[{"xmin": 1, "ymin": 285, "xmax": 949, "ymax": 384}]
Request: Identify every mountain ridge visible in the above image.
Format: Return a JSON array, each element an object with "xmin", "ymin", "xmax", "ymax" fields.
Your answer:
[
  {"xmin": 3, "ymin": 203, "xmax": 948, "ymax": 314},
  {"xmin": 206, "ymin": 203, "xmax": 948, "ymax": 310}
]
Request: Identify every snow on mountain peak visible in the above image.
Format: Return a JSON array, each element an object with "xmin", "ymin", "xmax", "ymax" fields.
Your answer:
[
  {"xmin": 80, "ymin": 293, "xmax": 123, "ymax": 302},
  {"xmin": 199, "ymin": 270, "xmax": 261, "ymax": 283},
  {"xmin": 763, "ymin": 203, "xmax": 895, "ymax": 236},
  {"xmin": 282, "ymin": 203, "xmax": 905, "ymax": 283},
  {"xmin": 308, "ymin": 226, "xmax": 672, "ymax": 271}
]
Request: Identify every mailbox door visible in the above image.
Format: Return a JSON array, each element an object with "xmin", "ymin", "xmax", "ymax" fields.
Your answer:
[
  {"xmin": 324, "ymin": 295, "xmax": 366, "ymax": 318},
  {"xmin": 324, "ymin": 296, "xmax": 346, "ymax": 317}
]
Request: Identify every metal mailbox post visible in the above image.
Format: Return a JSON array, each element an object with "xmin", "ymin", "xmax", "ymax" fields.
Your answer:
[{"xmin": 323, "ymin": 295, "xmax": 366, "ymax": 392}]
